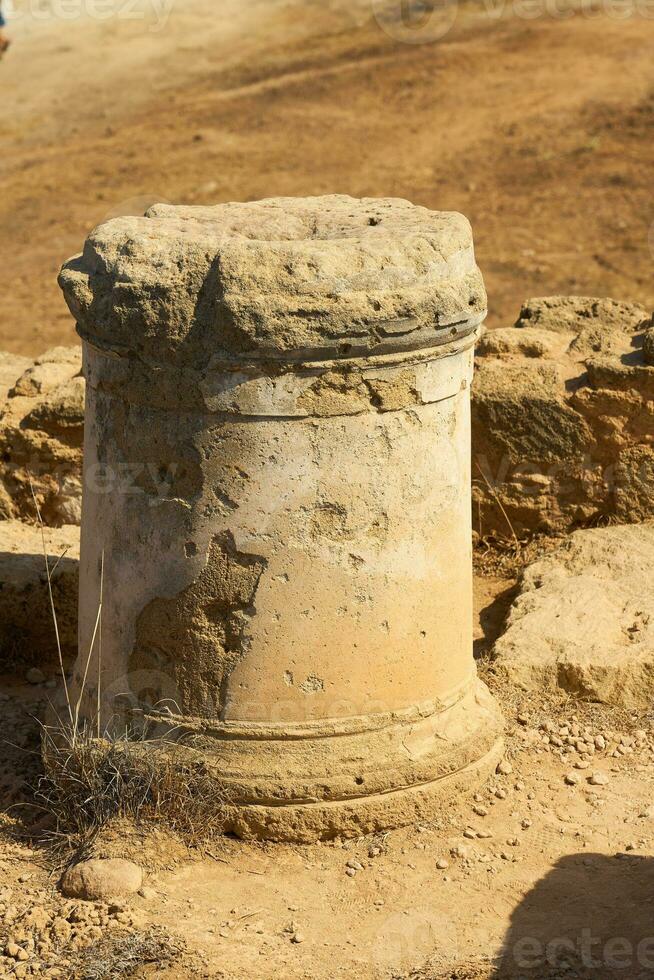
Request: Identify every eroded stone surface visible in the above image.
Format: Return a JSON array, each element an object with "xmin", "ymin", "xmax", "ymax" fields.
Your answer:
[
  {"xmin": 59, "ymin": 196, "xmax": 503, "ymax": 841},
  {"xmin": 472, "ymin": 296, "xmax": 653, "ymax": 534},
  {"xmin": 0, "ymin": 519, "xmax": 79, "ymax": 669},
  {"xmin": 59, "ymin": 195, "xmax": 486, "ymax": 366},
  {"xmin": 0, "ymin": 347, "xmax": 83, "ymax": 526},
  {"xmin": 0, "ymin": 352, "xmax": 31, "ymax": 402},
  {"xmin": 492, "ymin": 524, "xmax": 654, "ymax": 708}
]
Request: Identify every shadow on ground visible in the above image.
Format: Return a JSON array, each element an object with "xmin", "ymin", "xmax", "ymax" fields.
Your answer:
[
  {"xmin": 474, "ymin": 579, "xmax": 517, "ymax": 660},
  {"xmin": 493, "ymin": 852, "xmax": 654, "ymax": 979}
]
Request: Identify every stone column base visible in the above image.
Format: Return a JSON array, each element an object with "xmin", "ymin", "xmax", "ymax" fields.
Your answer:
[{"xmin": 143, "ymin": 679, "xmax": 504, "ymax": 842}]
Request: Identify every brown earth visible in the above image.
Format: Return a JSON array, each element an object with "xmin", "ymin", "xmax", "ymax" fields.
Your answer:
[
  {"xmin": 2, "ymin": 0, "xmax": 654, "ymax": 356},
  {"xmin": 3, "ymin": 571, "xmax": 654, "ymax": 978},
  {"xmin": 2, "ymin": 4, "xmax": 654, "ymax": 979}
]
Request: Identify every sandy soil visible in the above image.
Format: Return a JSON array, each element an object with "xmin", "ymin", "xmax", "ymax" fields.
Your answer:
[
  {"xmin": 1, "ymin": 0, "xmax": 654, "ymax": 356},
  {"xmin": 2, "ymin": 5, "xmax": 654, "ymax": 978},
  {"xmin": 2, "ymin": 570, "xmax": 654, "ymax": 979}
]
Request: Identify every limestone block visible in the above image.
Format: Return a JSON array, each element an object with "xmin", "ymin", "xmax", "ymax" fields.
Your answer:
[
  {"xmin": 0, "ymin": 347, "xmax": 84, "ymax": 526},
  {"xmin": 0, "ymin": 519, "xmax": 79, "ymax": 670},
  {"xmin": 492, "ymin": 524, "xmax": 654, "ymax": 708},
  {"xmin": 472, "ymin": 296, "xmax": 653, "ymax": 535},
  {"xmin": 59, "ymin": 195, "xmax": 504, "ymax": 841},
  {"xmin": 0, "ymin": 352, "xmax": 31, "ymax": 403}
]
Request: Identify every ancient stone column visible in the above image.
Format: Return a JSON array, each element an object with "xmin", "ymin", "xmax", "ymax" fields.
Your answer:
[{"xmin": 59, "ymin": 195, "xmax": 504, "ymax": 841}]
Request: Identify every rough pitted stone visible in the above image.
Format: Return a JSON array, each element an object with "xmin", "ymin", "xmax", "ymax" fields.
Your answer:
[
  {"xmin": 492, "ymin": 524, "xmax": 654, "ymax": 708},
  {"xmin": 59, "ymin": 195, "xmax": 487, "ymax": 367},
  {"xmin": 0, "ymin": 347, "xmax": 84, "ymax": 526},
  {"xmin": 9, "ymin": 347, "xmax": 81, "ymax": 398},
  {"xmin": 0, "ymin": 520, "xmax": 79, "ymax": 669},
  {"xmin": 515, "ymin": 295, "xmax": 647, "ymax": 340},
  {"xmin": 0, "ymin": 352, "xmax": 31, "ymax": 402},
  {"xmin": 472, "ymin": 296, "xmax": 653, "ymax": 534},
  {"xmin": 58, "ymin": 195, "xmax": 503, "ymax": 843},
  {"xmin": 60, "ymin": 859, "xmax": 142, "ymax": 902}
]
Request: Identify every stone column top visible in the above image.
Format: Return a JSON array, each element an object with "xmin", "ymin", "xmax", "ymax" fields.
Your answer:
[{"xmin": 59, "ymin": 195, "xmax": 486, "ymax": 367}]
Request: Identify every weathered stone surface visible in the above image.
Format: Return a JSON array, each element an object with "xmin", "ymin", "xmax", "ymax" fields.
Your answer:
[
  {"xmin": 0, "ymin": 347, "xmax": 84, "ymax": 526},
  {"xmin": 59, "ymin": 195, "xmax": 504, "ymax": 842},
  {"xmin": 0, "ymin": 520, "xmax": 79, "ymax": 669},
  {"xmin": 59, "ymin": 195, "xmax": 487, "ymax": 368},
  {"xmin": 472, "ymin": 296, "xmax": 653, "ymax": 534},
  {"xmin": 492, "ymin": 524, "xmax": 654, "ymax": 708},
  {"xmin": 0, "ymin": 352, "xmax": 31, "ymax": 402},
  {"xmin": 60, "ymin": 859, "xmax": 142, "ymax": 902}
]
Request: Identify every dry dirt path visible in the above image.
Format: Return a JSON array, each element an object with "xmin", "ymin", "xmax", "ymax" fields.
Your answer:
[{"xmin": 1, "ymin": 0, "xmax": 653, "ymax": 356}]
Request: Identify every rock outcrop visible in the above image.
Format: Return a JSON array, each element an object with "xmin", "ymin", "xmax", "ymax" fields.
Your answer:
[
  {"xmin": 492, "ymin": 524, "xmax": 654, "ymax": 709},
  {"xmin": 0, "ymin": 347, "xmax": 84, "ymax": 526},
  {"xmin": 0, "ymin": 520, "xmax": 80, "ymax": 670},
  {"xmin": 472, "ymin": 296, "xmax": 653, "ymax": 535}
]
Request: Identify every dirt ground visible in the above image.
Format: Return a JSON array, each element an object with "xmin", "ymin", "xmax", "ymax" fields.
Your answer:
[
  {"xmin": 3, "ymin": 3, "xmax": 654, "ymax": 978},
  {"xmin": 2, "ymin": 0, "xmax": 654, "ymax": 356},
  {"xmin": 2, "ymin": 567, "xmax": 654, "ymax": 979}
]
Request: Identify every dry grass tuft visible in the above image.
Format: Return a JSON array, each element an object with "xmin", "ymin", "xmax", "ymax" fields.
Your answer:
[
  {"xmin": 26, "ymin": 474, "xmax": 233, "ymax": 853},
  {"xmin": 37, "ymin": 721, "xmax": 234, "ymax": 852},
  {"xmin": 473, "ymin": 531, "xmax": 565, "ymax": 579},
  {"xmin": 65, "ymin": 927, "xmax": 184, "ymax": 980}
]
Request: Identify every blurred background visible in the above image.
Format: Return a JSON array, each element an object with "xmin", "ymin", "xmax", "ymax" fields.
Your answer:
[{"xmin": 2, "ymin": 0, "xmax": 653, "ymax": 355}]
